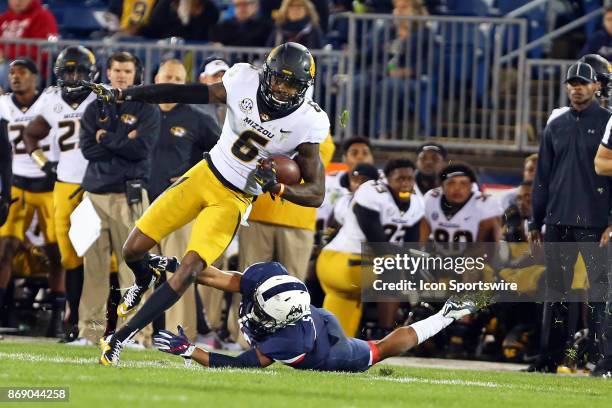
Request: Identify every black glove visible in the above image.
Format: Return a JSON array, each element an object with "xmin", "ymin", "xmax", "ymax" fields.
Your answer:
[
  {"xmin": 42, "ymin": 161, "xmax": 58, "ymax": 178},
  {"xmin": 81, "ymin": 81, "xmax": 121, "ymax": 104},
  {"xmin": 254, "ymin": 159, "xmax": 279, "ymax": 193},
  {"xmin": 0, "ymin": 196, "xmax": 10, "ymax": 227}
]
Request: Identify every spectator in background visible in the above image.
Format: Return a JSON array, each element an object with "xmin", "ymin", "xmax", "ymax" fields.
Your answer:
[
  {"xmin": 261, "ymin": 0, "xmax": 329, "ymax": 32},
  {"xmin": 266, "ymin": 0, "xmax": 325, "ymax": 49},
  {"xmin": 414, "ymin": 142, "xmax": 447, "ymax": 196},
  {"xmin": 209, "ymin": 0, "xmax": 272, "ymax": 47},
  {"xmin": 140, "ymin": 0, "xmax": 219, "ymax": 41},
  {"xmin": 109, "ymin": 0, "xmax": 157, "ymax": 36},
  {"xmin": 376, "ymin": 0, "xmax": 431, "ymax": 137},
  {"xmin": 0, "ymin": 0, "xmax": 58, "ymax": 90},
  {"xmin": 195, "ymin": 57, "xmax": 229, "ymax": 126},
  {"xmin": 351, "ymin": 0, "xmax": 432, "ymax": 137},
  {"xmin": 579, "ymin": 5, "xmax": 612, "ymax": 61}
]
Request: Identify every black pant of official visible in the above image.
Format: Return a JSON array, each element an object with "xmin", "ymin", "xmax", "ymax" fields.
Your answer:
[{"xmin": 541, "ymin": 225, "xmax": 608, "ymax": 365}]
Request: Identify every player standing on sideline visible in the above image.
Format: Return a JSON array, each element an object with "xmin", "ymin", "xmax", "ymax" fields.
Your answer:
[
  {"xmin": 22, "ymin": 46, "xmax": 98, "ymax": 342},
  {"xmin": 82, "ymin": 42, "xmax": 330, "ymax": 365},
  {"xmin": 0, "ymin": 59, "xmax": 64, "ymax": 335},
  {"xmin": 317, "ymin": 159, "xmax": 425, "ymax": 337},
  {"xmin": 151, "ymin": 261, "xmax": 478, "ymax": 371}
]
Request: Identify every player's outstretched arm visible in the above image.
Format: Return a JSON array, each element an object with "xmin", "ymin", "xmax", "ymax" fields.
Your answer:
[
  {"xmin": 196, "ymin": 264, "xmax": 243, "ymax": 293},
  {"xmin": 153, "ymin": 325, "xmax": 273, "ymax": 368},
  {"xmin": 595, "ymin": 144, "xmax": 612, "ymax": 176},
  {"xmin": 275, "ymin": 142, "xmax": 325, "ymax": 207},
  {"xmin": 118, "ymin": 82, "xmax": 227, "ymax": 105}
]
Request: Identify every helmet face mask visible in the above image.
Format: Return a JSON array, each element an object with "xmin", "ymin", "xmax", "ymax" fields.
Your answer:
[
  {"xmin": 54, "ymin": 46, "xmax": 98, "ymax": 90},
  {"xmin": 59, "ymin": 65, "xmax": 91, "ymax": 88},
  {"xmin": 259, "ymin": 42, "xmax": 315, "ymax": 115}
]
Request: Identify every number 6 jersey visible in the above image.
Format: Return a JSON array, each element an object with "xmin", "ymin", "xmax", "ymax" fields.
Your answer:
[
  {"xmin": 208, "ymin": 63, "xmax": 330, "ymax": 195},
  {"xmin": 38, "ymin": 87, "xmax": 96, "ymax": 184}
]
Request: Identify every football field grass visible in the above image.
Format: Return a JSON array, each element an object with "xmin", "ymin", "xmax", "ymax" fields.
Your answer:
[{"xmin": 0, "ymin": 341, "xmax": 611, "ymax": 408}]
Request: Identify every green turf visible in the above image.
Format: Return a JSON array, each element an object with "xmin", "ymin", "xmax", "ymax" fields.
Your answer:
[{"xmin": 0, "ymin": 341, "xmax": 610, "ymax": 408}]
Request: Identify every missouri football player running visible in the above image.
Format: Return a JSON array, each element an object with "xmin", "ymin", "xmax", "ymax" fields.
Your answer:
[{"xmin": 86, "ymin": 42, "xmax": 330, "ymax": 366}]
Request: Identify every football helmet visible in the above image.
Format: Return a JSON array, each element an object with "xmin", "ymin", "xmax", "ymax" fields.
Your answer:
[
  {"xmin": 54, "ymin": 46, "xmax": 98, "ymax": 90},
  {"xmin": 259, "ymin": 42, "xmax": 315, "ymax": 115},
  {"xmin": 244, "ymin": 263, "xmax": 311, "ymax": 336},
  {"xmin": 578, "ymin": 54, "xmax": 612, "ymax": 98}
]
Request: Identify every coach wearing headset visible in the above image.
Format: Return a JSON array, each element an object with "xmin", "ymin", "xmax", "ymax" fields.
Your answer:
[{"xmin": 78, "ymin": 51, "xmax": 160, "ymax": 345}]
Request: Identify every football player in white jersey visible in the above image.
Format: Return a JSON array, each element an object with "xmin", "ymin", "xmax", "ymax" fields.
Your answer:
[
  {"xmin": 0, "ymin": 59, "xmax": 64, "ymax": 333},
  {"xmin": 22, "ymin": 46, "xmax": 98, "ymax": 342},
  {"xmin": 87, "ymin": 42, "xmax": 330, "ymax": 365},
  {"xmin": 328, "ymin": 163, "xmax": 380, "ymax": 230},
  {"xmin": 421, "ymin": 163, "xmax": 503, "ymax": 247},
  {"xmin": 317, "ymin": 159, "xmax": 426, "ymax": 336},
  {"xmin": 316, "ymin": 137, "xmax": 374, "ymax": 238}
]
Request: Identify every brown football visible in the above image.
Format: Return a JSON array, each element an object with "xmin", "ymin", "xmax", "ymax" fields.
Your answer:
[{"xmin": 272, "ymin": 154, "xmax": 301, "ymax": 185}]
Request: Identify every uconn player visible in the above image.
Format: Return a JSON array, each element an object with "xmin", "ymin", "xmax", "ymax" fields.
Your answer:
[
  {"xmin": 150, "ymin": 261, "xmax": 478, "ymax": 371},
  {"xmin": 91, "ymin": 43, "xmax": 330, "ymax": 365}
]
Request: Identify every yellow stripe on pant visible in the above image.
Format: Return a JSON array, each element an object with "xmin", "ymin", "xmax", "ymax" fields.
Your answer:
[{"xmin": 316, "ymin": 249, "xmax": 363, "ymax": 337}]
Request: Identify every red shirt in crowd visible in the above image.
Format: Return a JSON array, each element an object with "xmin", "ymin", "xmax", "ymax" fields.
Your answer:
[{"xmin": 0, "ymin": 0, "xmax": 58, "ymax": 61}]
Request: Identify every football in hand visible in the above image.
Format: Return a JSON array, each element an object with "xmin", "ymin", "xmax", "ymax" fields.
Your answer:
[{"xmin": 271, "ymin": 154, "xmax": 301, "ymax": 185}]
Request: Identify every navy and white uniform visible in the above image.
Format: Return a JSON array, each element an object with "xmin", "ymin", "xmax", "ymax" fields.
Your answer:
[{"xmin": 238, "ymin": 262, "xmax": 380, "ymax": 372}]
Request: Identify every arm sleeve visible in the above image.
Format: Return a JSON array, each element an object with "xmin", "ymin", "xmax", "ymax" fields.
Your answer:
[
  {"xmin": 123, "ymin": 84, "xmax": 211, "ymax": 104},
  {"xmin": 354, "ymin": 203, "xmax": 388, "ymax": 242},
  {"xmin": 100, "ymin": 105, "xmax": 160, "ymax": 161},
  {"xmin": 79, "ymin": 105, "xmax": 114, "ymax": 161},
  {"xmin": 208, "ymin": 349, "xmax": 261, "ymax": 368},
  {"xmin": 0, "ymin": 120, "xmax": 12, "ymax": 199},
  {"xmin": 531, "ymin": 126, "xmax": 553, "ymax": 230}
]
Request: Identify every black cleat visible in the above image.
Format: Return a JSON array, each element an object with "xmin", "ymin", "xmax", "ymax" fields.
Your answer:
[{"xmin": 99, "ymin": 335, "xmax": 123, "ymax": 366}]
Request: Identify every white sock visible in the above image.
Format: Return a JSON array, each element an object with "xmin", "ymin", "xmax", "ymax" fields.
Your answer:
[{"xmin": 409, "ymin": 310, "xmax": 454, "ymax": 345}]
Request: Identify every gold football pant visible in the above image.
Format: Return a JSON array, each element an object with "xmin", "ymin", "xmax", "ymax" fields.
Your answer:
[
  {"xmin": 136, "ymin": 159, "xmax": 252, "ymax": 266},
  {"xmin": 0, "ymin": 185, "xmax": 55, "ymax": 243},
  {"xmin": 316, "ymin": 249, "xmax": 363, "ymax": 337}
]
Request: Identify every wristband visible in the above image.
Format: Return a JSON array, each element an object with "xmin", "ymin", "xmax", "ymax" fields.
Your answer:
[
  {"xmin": 184, "ymin": 344, "xmax": 196, "ymax": 358},
  {"xmin": 30, "ymin": 149, "xmax": 48, "ymax": 168},
  {"xmin": 275, "ymin": 183, "xmax": 285, "ymax": 197}
]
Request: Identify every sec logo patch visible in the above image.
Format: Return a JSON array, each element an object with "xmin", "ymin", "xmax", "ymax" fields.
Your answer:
[{"xmin": 239, "ymin": 98, "xmax": 253, "ymax": 114}]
